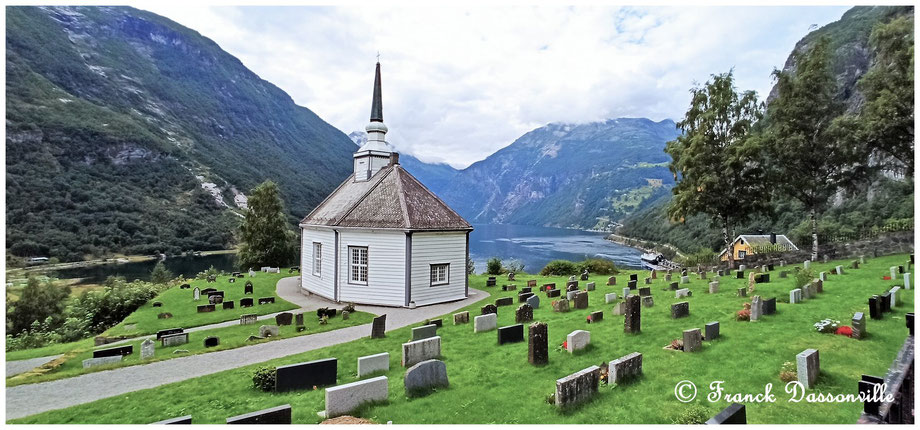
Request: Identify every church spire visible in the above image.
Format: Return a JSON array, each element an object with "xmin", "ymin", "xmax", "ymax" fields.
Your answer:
[{"xmin": 370, "ymin": 61, "xmax": 383, "ymax": 122}]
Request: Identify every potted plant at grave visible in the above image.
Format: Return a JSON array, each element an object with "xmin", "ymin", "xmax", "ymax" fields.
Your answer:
[
  {"xmin": 779, "ymin": 361, "xmax": 797, "ymax": 382},
  {"xmin": 814, "ymin": 318, "xmax": 840, "ymax": 333}
]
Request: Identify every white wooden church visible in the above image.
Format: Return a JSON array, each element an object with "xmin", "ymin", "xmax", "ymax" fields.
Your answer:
[{"xmin": 299, "ymin": 62, "xmax": 473, "ymax": 308}]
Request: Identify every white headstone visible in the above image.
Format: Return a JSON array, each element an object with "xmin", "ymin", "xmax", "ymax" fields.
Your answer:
[
  {"xmin": 473, "ymin": 314, "xmax": 497, "ymax": 333},
  {"xmin": 357, "ymin": 352, "xmax": 390, "ymax": 377},
  {"xmin": 141, "ymin": 338, "xmax": 155, "ymax": 360},
  {"xmin": 904, "ymin": 273, "xmax": 911, "ymax": 290},
  {"xmin": 605, "ymin": 293, "xmax": 618, "ymax": 304},
  {"xmin": 566, "ymin": 330, "xmax": 590, "ymax": 353},
  {"xmin": 324, "ymin": 376, "xmax": 388, "ymax": 418},
  {"xmin": 193, "ymin": 287, "xmax": 200, "ymax": 301}
]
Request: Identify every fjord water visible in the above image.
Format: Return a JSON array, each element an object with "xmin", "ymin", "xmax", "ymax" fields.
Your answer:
[
  {"xmin": 52, "ymin": 253, "xmax": 240, "ymax": 285},
  {"xmin": 469, "ymin": 224, "xmax": 643, "ymax": 273}
]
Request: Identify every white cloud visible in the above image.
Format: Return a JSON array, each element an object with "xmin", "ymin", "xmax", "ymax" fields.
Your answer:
[{"xmin": 143, "ymin": 4, "xmax": 850, "ymax": 168}]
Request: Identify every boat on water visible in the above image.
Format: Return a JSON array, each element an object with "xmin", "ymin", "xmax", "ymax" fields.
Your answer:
[{"xmin": 640, "ymin": 252, "xmax": 678, "ymax": 271}]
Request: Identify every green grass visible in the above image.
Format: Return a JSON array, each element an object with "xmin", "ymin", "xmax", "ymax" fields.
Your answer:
[
  {"xmin": 103, "ymin": 271, "xmax": 298, "ymax": 337},
  {"xmin": 10, "ymin": 254, "xmax": 914, "ymax": 424},
  {"xmin": 5, "ymin": 338, "xmax": 97, "ymax": 362},
  {"xmin": 6, "ymin": 310, "xmax": 375, "ymax": 387}
]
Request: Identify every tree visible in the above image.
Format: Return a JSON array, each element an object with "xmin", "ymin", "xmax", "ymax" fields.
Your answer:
[
  {"xmin": 149, "ymin": 260, "xmax": 173, "ymax": 284},
  {"xmin": 858, "ymin": 15, "xmax": 914, "ymax": 175},
  {"xmin": 665, "ymin": 71, "xmax": 767, "ymax": 269},
  {"xmin": 7, "ymin": 276, "xmax": 71, "ymax": 335},
  {"xmin": 762, "ymin": 37, "xmax": 865, "ymax": 261},
  {"xmin": 238, "ymin": 180, "xmax": 297, "ymax": 270}
]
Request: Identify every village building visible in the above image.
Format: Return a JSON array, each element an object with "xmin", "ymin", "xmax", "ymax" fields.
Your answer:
[
  {"xmin": 299, "ymin": 62, "xmax": 473, "ymax": 307},
  {"xmin": 719, "ymin": 233, "xmax": 799, "ymax": 262}
]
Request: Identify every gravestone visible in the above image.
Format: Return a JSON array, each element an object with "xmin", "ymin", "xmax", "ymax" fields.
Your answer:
[
  {"xmin": 717, "ymin": 270, "xmax": 724, "ymax": 277},
  {"xmin": 554, "ymin": 366, "xmax": 600, "ymax": 408},
  {"xmin": 240, "ymin": 314, "xmax": 258, "ymax": 325},
  {"xmin": 481, "ymin": 304, "xmax": 498, "ymax": 315},
  {"xmin": 750, "ymin": 296, "xmax": 762, "ymax": 321},
  {"xmin": 521, "ymin": 287, "xmax": 532, "ymax": 294},
  {"xmin": 527, "ymin": 279, "xmax": 537, "ymax": 287},
  {"xmin": 680, "ymin": 276, "xmax": 690, "ymax": 284},
  {"xmin": 502, "ymin": 285, "xmax": 516, "ymax": 291},
  {"xmin": 629, "ymin": 273, "xmax": 638, "ymax": 282},
  {"xmin": 852, "ymin": 312, "xmax": 866, "ymax": 339},
  {"xmin": 324, "ymin": 376, "xmax": 388, "ymax": 418},
  {"xmin": 223, "ymin": 301, "xmax": 235, "ymax": 310},
  {"xmin": 905, "ymin": 273, "xmax": 911, "ymax": 290},
  {"xmin": 890, "ymin": 287, "xmax": 901, "ymax": 306},
  {"xmin": 804, "ymin": 260, "xmax": 811, "ymax": 270},
  {"xmin": 589, "ymin": 310, "xmax": 604, "ymax": 322},
  {"xmin": 180, "ymin": 284, "xmax": 190, "ymax": 290},
  {"xmin": 226, "ymin": 405, "xmax": 292, "ymax": 425},
  {"xmin": 204, "ymin": 336, "xmax": 220, "ymax": 348},
  {"xmin": 404, "ymin": 359, "xmax": 449, "ymax": 396},
  {"xmin": 796, "ymin": 349, "xmax": 820, "ymax": 389},
  {"xmin": 551, "ymin": 297, "xmax": 571, "ymax": 312},
  {"xmin": 665, "ymin": 274, "xmax": 673, "ymax": 282},
  {"xmin": 93, "ymin": 345, "xmax": 133, "ymax": 358},
  {"xmin": 566, "ymin": 280, "xmax": 578, "ymax": 290},
  {"xmin": 453, "ymin": 311, "xmax": 470, "ymax": 325},
  {"xmin": 607, "ymin": 276, "xmax": 616, "ymax": 286},
  {"xmin": 708, "ymin": 282, "xmax": 719, "ymax": 294},
  {"xmin": 819, "ymin": 272, "xmax": 827, "ymax": 281},
  {"xmin": 624, "ymin": 295, "xmax": 641, "ymax": 333},
  {"xmin": 371, "ymin": 314, "xmax": 387, "ymax": 338},
  {"xmin": 157, "ymin": 312, "xmax": 172, "ymax": 319},
  {"xmin": 580, "ymin": 271, "xmax": 589, "ymax": 281},
  {"xmin": 526, "ymin": 294, "xmax": 540, "ymax": 309},
  {"xmin": 156, "ymin": 328, "xmax": 184, "ymax": 340},
  {"xmin": 669, "ymin": 282, "xmax": 679, "ymax": 290},
  {"xmin": 675, "ymin": 288, "xmax": 691, "ymax": 298},
  {"xmin": 197, "ymin": 304, "xmax": 216, "ymax": 313},
  {"xmin": 899, "ymin": 265, "xmax": 905, "ymax": 274},
  {"xmin": 586, "ymin": 282, "xmax": 596, "ymax": 291},
  {"xmin": 515, "ymin": 304, "xmax": 534, "ymax": 323},
  {"xmin": 705, "ymin": 321, "xmax": 719, "ymax": 340},
  {"xmin": 259, "ymin": 325, "xmax": 280, "ymax": 337},
  {"xmin": 412, "ymin": 324, "xmax": 438, "ymax": 341},
  {"xmin": 486, "ymin": 277, "xmax": 497, "ymax": 287},
  {"xmin": 767, "ymin": 264, "xmax": 774, "ymax": 271},
  {"xmin": 639, "ymin": 287, "xmax": 651, "ymax": 297},
  {"xmin": 868, "ymin": 296, "xmax": 882, "ymax": 320},
  {"xmin": 258, "ymin": 297, "xmax": 275, "ymax": 305},
  {"xmin": 612, "ymin": 301, "xmax": 626, "ymax": 315},
  {"xmin": 141, "ymin": 339, "xmax": 155, "ymax": 360},
  {"xmin": 736, "ymin": 270, "xmax": 745, "ymax": 279},
  {"xmin": 240, "ymin": 298, "xmax": 254, "ymax": 307},
  {"xmin": 498, "ymin": 324, "xmax": 525, "ymax": 345},
  {"xmin": 82, "ymin": 356, "xmax": 123, "ymax": 369},
  {"xmin": 780, "ymin": 271, "xmax": 789, "ymax": 278},
  {"xmin": 474, "ymin": 313, "xmax": 497, "ymax": 332},
  {"xmin": 357, "ymin": 352, "xmax": 389, "ymax": 377},
  {"xmin": 161, "ymin": 332, "xmax": 189, "ymax": 347},
  {"xmin": 737, "ymin": 287, "xmax": 747, "ymax": 297},
  {"xmin": 401, "ymin": 336, "xmax": 441, "ymax": 367},
  {"xmin": 641, "ymin": 296, "xmax": 654, "ymax": 308},
  {"xmin": 890, "ymin": 266, "xmax": 898, "ymax": 279},
  {"xmin": 152, "ymin": 302, "xmax": 162, "ymax": 307},
  {"xmin": 201, "ymin": 288, "xmax": 216, "ymax": 296},
  {"xmin": 275, "ymin": 359, "xmax": 338, "ymax": 392},
  {"xmin": 529, "ymin": 322, "xmax": 548, "ymax": 365},
  {"xmin": 706, "ymin": 403, "xmax": 746, "ymax": 424},
  {"xmin": 851, "ymin": 260, "xmax": 859, "ymax": 269},
  {"xmin": 275, "ymin": 312, "xmax": 294, "ymax": 326},
  {"xmin": 756, "ymin": 273, "xmax": 770, "ymax": 283},
  {"xmin": 880, "ymin": 292, "xmax": 892, "ymax": 313},
  {"xmin": 518, "ymin": 292, "xmax": 534, "ymax": 303},
  {"xmin": 623, "ymin": 287, "xmax": 631, "ymax": 297},
  {"xmin": 193, "ymin": 287, "xmax": 200, "ymax": 301},
  {"xmin": 605, "ymin": 293, "xmax": 618, "ymax": 304},
  {"xmin": 683, "ymin": 328, "xmax": 702, "ymax": 352},
  {"xmin": 644, "ymin": 277, "xmax": 651, "ymax": 285},
  {"xmin": 566, "ymin": 330, "xmax": 590, "ymax": 353},
  {"xmin": 244, "ymin": 282, "xmax": 253, "ymax": 295},
  {"xmin": 229, "ymin": 277, "xmax": 235, "ymax": 283},
  {"xmin": 508, "ymin": 272, "xmax": 516, "ymax": 281},
  {"xmin": 670, "ymin": 301, "xmax": 689, "ymax": 319},
  {"xmin": 295, "ymin": 313, "xmax": 304, "ymax": 326},
  {"xmin": 609, "ymin": 352, "xmax": 642, "ymax": 384},
  {"xmin": 763, "ymin": 297, "xmax": 776, "ymax": 315},
  {"xmin": 573, "ymin": 291, "xmax": 588, "ymax": 309},
  {"xmin": 627, "ymin": 280, "xmax": 637, "ymax": 290},
  {"xmin": 547, "ymin": 289, "xmax": 561, "ymax": 298},
  {"xmin": 151, "ymin": 416, "xmax": 192, "ymax": 424}
]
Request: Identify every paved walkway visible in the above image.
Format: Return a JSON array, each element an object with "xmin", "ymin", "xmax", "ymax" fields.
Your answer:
[
  {"xmin": 5, "ymin": 355, "xmax": 63, "ymax": 378},
  {"xmin": 6, "ymin": 278, "xmax": 488, "ymax": 420}
]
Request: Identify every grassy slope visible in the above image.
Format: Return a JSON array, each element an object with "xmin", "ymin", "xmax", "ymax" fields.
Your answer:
[
  {"xmin": 10, "ymin": 254, "xmax": 914, "ymax": 424},
  {"xmin": 103, "ymin": 272, "xmax": 298, "ymax": 337},
  {"xmin": 7, "ymin": 310, "xmax": 374, "ymax": 387}
]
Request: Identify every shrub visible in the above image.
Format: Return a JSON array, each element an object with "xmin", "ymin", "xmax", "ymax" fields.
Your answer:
[
  {"xmin": 677, "ymin": 248, "xmax": 719, "ymax": 268},
  {"xmin": 794, "ymin": 267, "xmax": 816, "ymax": 289},
  {"xmin": 486, "ymin": 257, "xmax": 504, "ymax": 275},
  {"xmin": 577, "ymin": 258, "xmax": 618, "ymax": 275},
  {"xmin": 670, "ymin": 404, "xmax": 711, "ymax": 424},
  {"xmin": 504, "ymin": 259, "xmax": 525, "ymax": 274},
  {"xmin": 466, "ymin": 257, "xmax": 476, "ymax": 275},
  {"xmin": 149, "ymin": 261, "xmax": 174, "ymax": 285},
  {"xmin": 252, "ymin": 366, "xmax": 277, "ymax": 391},
  {"xmin": 540, "ymin": 260, "xmax": 579, "ymax": 276},
  {"xmin": 195, "ymin": 265, "xmax": 221, "ymax": 280}
]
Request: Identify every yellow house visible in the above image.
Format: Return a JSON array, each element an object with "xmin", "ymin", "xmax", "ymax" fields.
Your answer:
[{"xmin": 719, "ymin": 234, "xmax": 799, "ymax": 262}]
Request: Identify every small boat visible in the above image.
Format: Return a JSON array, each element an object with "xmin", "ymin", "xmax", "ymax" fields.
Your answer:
[{"xmin": 640, "ymin": 252, "xmax": 666, "ymax": 271}]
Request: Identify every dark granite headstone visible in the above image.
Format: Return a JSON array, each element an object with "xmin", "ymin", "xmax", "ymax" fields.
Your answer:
[
  {"xmin": 481, "ymin": 304, "xmax": 498, "ymax": 315},
  {"xmin": 670, "ymin": 301, "xmax": 689, "ymax": 319},
  {"xmin": 898, "ymin": 265, "xmax": 905, "ymax": 274},
  {"xmin": 180, "ymin": 284, "xmax": 191, "ymax": 289},
  {"xmin": 426, "ymin": 318, "xmax": 443, "ymax": 328},
  {"xmin": 589, "ymin": 310, "xmax": 603, "ymax": 323},
  {"xmin": 566, "ymin": 281, "xmax": 578, "ymax": 291},
  {"xmin": 573, "ymin": 291, "xmax": 589, "ymax": 309},
  {"xmin": 669, "ymin": 282, "xmax": 679, "ymax": 290},
  {"xmin": 737, "ymin": 270, "xmax": 744, "ymax": 279},
  {"xmin": 705, "ymin": 403, "xmax": 746, "ymax": 424},
  {"xmin": 275, "ymin": 312, "xmax": 294, "ymax": 326},
  {"xmin": 226, "ymin": 404, "xmax": 291, "ymax": 424},
  {"xmin": 371, "ymin": 314, "xmax": 387, "ymax": 339},
  {"xmin": 907, "ymin": 312, "xmax": 915, "ymax": 336},
  {"xmin": 515, "ymin": 304, "xmax": 534, "ymax": 323},
  {"xmin": 518, "ymin": 292, "xmax": 535, "ymax": 303},
  {"xmin": 201, "ymin": 288, "xmax": 217, "ymax": 296},
  {"xmin": 244, "ymin": 283, "xmax": 253, "ymax": 295},
  {"xmin": 547, "ymin": 289, "xmax": 561, "ymax": 298},
  {"xmin": 258, "ymin": 297, "xmax": 275, "ymax": 305},
  {"xmin": 705, "ymin": 321, "xmax": 719, "ymax": 340},
  {"xmin": 624, "ymin": 295, "xmax": 641, "ymax": 333},
  {"xmin": 868, "ymin": 296, "xmax": 882, "ymax": 320},
  {"xmin": 240, "ymin": 298, "xmax": 254, "ymax": 307},
  {"xmin": 152, "ymin": 415, "xmax": 192, "ymax": 424},
  {"xmin": 208, "ymin": 295, "xmax": 224, "ymax": 305},
  {"xmin": 880, "ymin": 292, "xmax": 892, "ymax": 313},
  {"xmin": 228, "ymin": 277, "xmax": 235, "ymax": 283},
  {"xmin": 859, "ymin": 375, "xmax": 885, "ymax": 417},
  {"xmin": 627, "ymin": 280, "xmax": 637, "ymax": 290},
  {"xmin": 223, "ymin": 301, "xmax": 235, "ymax": 310},
  {"xmin": 93, "ymin": 345, "xmax": 133, "ymax": 358},
  {"xmin": 639, "ymin": 287, "xmax": 651, "ymax": 297},
  {"xmin": 204, "ymin": 336, "xmax": 220, "ymax": 348},
  {"xmin": 717, "ymin": 270, "xmax": 724, "ymax": 277},
  {"xmin": 156, "ymin": 328, "xmax": 184, "ymax": 340},
  {"xmin": 763, "ymin": 298, "xmax": 776, "ymax": 315},
  {"xmin": 629, "ymin": 274, "xmax": 638, "ymax": 282},
  {"xmin": 152, "ymin": 302, "xmax": 162, "ymax": 307},
  {"xmin": 521, "ymin": 287, "xmax": 532, "ymax": 294},
  {"xmin": 295, "ymin": 313, "xmax": 304, "ymax": 326},
  {"xmin": 486, "ymin": 277, "xmax": 497, "ymax": 287},
  {"xmin": 275, "ymin": 358, "xmax": 337, "ymax": 392},
  {"xmin": 498, "ymin": 324, "xmax": 525, "ymax": 345},
  {"xmin": 197, "ymin": 304, "xmax": 216, "ymax": 313},
  {"xmin": 496, "ymin": 297, "xmax": 513, "ymax": 307},
  {"xmin": 528, "ymin": 322, "xmax": 548, "ymax": 365},
  {"xmin": 767, "ymin": 264, "xmax": 774, "ymax": 271}
]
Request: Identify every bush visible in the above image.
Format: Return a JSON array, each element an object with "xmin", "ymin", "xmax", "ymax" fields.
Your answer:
[
  {"xmin": 540, "ymin": 260, "xmax": 579, "ymax": 276},
  {"xmin": 252, "ymin": 366, "xmax": 277, "ymax": 391},
  {"xmin": 577, "ymin": 258, "xmax": 618, "ymax": 275},
  {"xmin": 794, "ymin": 267, "xmax": 816, "ymax": 289},
  {"xmin": 149, "ymin": 261, "xmax": 174, "ymax": 285},
  {"xmin": 504, "ymin": 259, "xmax": 525, "ymax": 274},
  {"xmin": 486, "ymin": 257, "xmax": 503, "ymax": 275},
  {"xmin": 670, "ymin": 404, "xmax": 711, "ymax": 424},
  {"xmin": 466, "ymin": 257, "xmax": 476, "ymax": 275},
  {"xmin": 677, "ymin": 248, "xmax": 718, "ymax": 268}
]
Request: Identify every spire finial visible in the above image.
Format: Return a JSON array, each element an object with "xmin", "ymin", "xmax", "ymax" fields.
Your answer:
[
  {"xmin": 376, "ymin": 51, "xmax": 380, "ymax": 62},
  {"xmin": 370, "ymin": 60, "xmax": 383, "ymax": 122}
]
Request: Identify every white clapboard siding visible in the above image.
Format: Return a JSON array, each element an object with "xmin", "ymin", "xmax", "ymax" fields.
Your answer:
[
  {"xmin": 410, "ymin": 232, "xmax": 467, "ymax": 306},
  {"xmin": 338, "ymin": 229, "xmax": 406, "ymax": 307},
  {"xmin": 301, "ymin": 227, "xmax": 335, "ymax": 300}
]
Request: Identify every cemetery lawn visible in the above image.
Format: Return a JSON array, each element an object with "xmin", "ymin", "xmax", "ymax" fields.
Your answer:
[
  {"xmin": 6, "ymin": 310, "xmax": 375, "ymax": 387},
  {"xmin": 11, "ymin": 254, "xmax": 914, "ymax": 424},
  {"xmin": 5, "ymin": 338, "xmax": 96, "ymax": 362},
  {"xmin": 103, "ymin": 271, "xmax": 299, "ymax": 337}
]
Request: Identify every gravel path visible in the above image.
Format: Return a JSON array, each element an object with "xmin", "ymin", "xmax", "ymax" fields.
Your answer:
[
  {"xmin": 5, "ymin": 355, "xmax": 63, "ymax": 378},
  {"xmin": 6, "ymin": 278, "xmax": 488, "ymax": 420}
]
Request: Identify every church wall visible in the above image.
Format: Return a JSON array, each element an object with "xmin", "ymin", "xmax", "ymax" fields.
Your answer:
[
  {"xmin": 301, "ymin": 227, "xmax": 336, "ymax": 300},
  {"xmin": 337, "ymin": 229, "xmax": 406, "ymax": 307},
  {"xmin": 410, "ymin": 231, "xmax": 468, "ymax": 306}
]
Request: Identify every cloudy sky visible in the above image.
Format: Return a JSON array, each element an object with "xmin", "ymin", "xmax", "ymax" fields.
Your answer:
[{"xmin": 144, "ymin": 4, "xmax": 850, "ymax": 168}]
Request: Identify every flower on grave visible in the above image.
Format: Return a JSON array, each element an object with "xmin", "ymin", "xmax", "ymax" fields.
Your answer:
[
  {"xmin": 736, "ymin": 309, "xmax": 751, "ymax": 321},
  {"xmin": 836, "ymin": 326, "xmax": 853, "ymax": 337},
  {"xmin": 814, "ymin": 318, "xmax": 841, "ymax": 333},
  {"xmin": 586, "ymin": 315, "xmax": 593, "ymax": 323},
  {"xmin": 883, "ymin": 276, "xmax": 891, "ymax": 280},
  {"xmin": 562, "ymin": 341, "xmax": 568, "ymax": 349}
]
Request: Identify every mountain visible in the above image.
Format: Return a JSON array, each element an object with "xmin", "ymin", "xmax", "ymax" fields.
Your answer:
[
  {"xmin": 347, "ymin": 131, "xmax": 459, "ymax": 192},
  {"xmin": 6, "ymin": 6, "xmax": 356, "ymax": 261},
  {"xmin": 435, "ymin": 118, "xmax": 680, "ymax": 230}
]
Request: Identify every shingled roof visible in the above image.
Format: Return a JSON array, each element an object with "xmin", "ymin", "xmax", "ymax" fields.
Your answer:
[{"xmin": 301, "ymin": 163, "xmax": 472, "ymax": 231}]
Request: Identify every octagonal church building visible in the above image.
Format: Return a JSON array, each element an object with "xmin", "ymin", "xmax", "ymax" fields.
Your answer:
[{"xmin": 299, "ymin": 62, "xmax": 473, "ymax": 307}]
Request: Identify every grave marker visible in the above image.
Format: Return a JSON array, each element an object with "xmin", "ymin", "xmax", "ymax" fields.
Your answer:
[
  {"xmin": 141, "ymin": 339, "xmax": 155, "ymax": 360},
  {"xmin": 357, "ymin": 352, "xmax": 390, "ymax": 377},
  {"xmin": 796, "ymin": 349, "xmax": 820, "ymax": 389},
  {"xmin": 526, "ymin": 294, "xmax": 540, "ymax": 309},
  {"xmin": 240, "ymin": 314, "xmax": 258, "ymax": 325},
  {"xmin": 705, "ymin": 321, "xmax": 719, "ymax": 340},
  {"xmin": 670, "ymin": 301, "xmax": 689, "ymax": 319},
  {"xmin": 554, "ymin": 366, "xmax": 600, "ymax": 408},
  {"xmin": 371, "ymin": 314, "xmax": 387, "ymax": 338},
  {"xmin": 852, "ymin": 312, "xmax": 866, "ymax": 339},
  {"xmin": 566, "ymin": 330, "xmax": 590, "ymax": 353},
  {"xmin": 453, "ymin": 311, "xmax": 470, "ymax": 325},
  {"xmin": 404, "ymin": 359, "xmax": 449, "ymax": 396},
  {"xmin": 529, "ymin": 322, "xmax": 548, "ymax": 365},
  {"xmin": 474, "ymin": 313, "xmax": 497, "ymax": 332},
  {"xmin": 226, "ymin": 405, "xmax": 291, "ymax": 424},
  {"xmin": 515, "ymin": 304, "xmax": 534, "ymax": 323},
  {"xmin": 624, "ymin": 295, "xmax": 641, "ymax": 333},
  {"xmin": 402, "ymin": 336, "xmax": 441, "ymax": 367},
  {"xmin": 412, "ymin": 324, "xmax": 438, "ymax": 341},
  {"xmin": 683, "ymin": 328, "xmax": 702, "ymax": 352},
  {"xmin": 604, "ymin": 293, "xmax": 618, "ymax": 304},
  {"xmin": 609, "ymin": 352, "xmax": 642, "ymax": 384},
  {"xmin": 706, "ymin": 403, "xmax": 746, "ymax": 424},
  {"xmin": 324, "ymin": 376, "xmax": 388, "ymax": 418},
  {"xmin": 498, "ymin": 324, "xmax": 525, "ymax": 345}
]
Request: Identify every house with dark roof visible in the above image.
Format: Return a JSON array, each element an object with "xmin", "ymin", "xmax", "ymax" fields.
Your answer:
[
  {"xmin": 719, "ymin": 233, "xmax": 799, "ymax": 262},
  {"xmin": 299, "ymin": 62, "xmax": 473, "ymax": 307}
]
